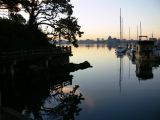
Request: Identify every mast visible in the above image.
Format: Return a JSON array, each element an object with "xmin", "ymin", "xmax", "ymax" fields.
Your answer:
[
  {"xmin": 129, "ymin": 27, "xmax": 130, "ymax": 40},
  {"xmin": 120, "ymin": 8, "xmax": 122, "ymax": 40},
  {"xmin": 137, "ymin": 24, "xmax": 139, "ymax": 40},
  {"xmin": 139, "ymin": 21, "xmax": 142, "ymax": 40},
  {"xmin": 122, "ymin": 18, "xmax": 123, "ymax": 40},
  {"xmin": 119, "ymin": 8, "xmax": 123, "ymax": 92},
  {"xmin": 140, "ymin": 21, "xmax": 142, "ymax": 36}
]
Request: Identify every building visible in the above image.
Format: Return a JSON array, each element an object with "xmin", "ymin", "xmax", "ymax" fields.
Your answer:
[{"xmin": 135, "ymin": 36, "xmax": 155, "ymax": 61}]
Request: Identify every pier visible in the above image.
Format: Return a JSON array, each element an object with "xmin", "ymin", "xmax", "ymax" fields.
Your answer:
[
  {"xmin": 0, "ymin": 46, "xmax": 72, "ymax": 78},
  {"xmin": 0, "ymin": 46, "xmax": 72, "ymax": 63}
]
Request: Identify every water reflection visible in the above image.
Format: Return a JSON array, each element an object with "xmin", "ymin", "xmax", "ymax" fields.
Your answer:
[
  {"xmin": 134, "ymin": 46, "xmax": 160, "ymax": 80},
  {"xmin": 79, "ymin": 44, "xmax": 106, "ymax": 49},
  {"xmin": 136, "ymin": 59, "xmax": 153, "ymax": 80},
  {"xmin": 135, "ymin": 58, "xmax": 160, "ymax": 80},
  {"xmin": 115, "ymin": 52, "xmax": 125, "ymax": 92},
  {"xmin": 0, "ymin": 62, "xmax": 87, "ymax": 120},
  {"xmin": 113, "ymin": 44, "xmax": 160, "ymax": 81},
  {"xmin": 71, "ymin": 45, "xmax": 160, "ymax": 120},
  {"xmin": 73, "ymin": 44, "xmax": 160, "ymax": 82}
]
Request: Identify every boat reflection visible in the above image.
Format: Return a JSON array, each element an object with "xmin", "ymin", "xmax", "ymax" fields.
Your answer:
[
  {"xmin": 136, "ymin": 58, "xmax": 153, "ymax": 80},
  {"xmin": 126, "ymin": 41, "xmax": 160, "ymax": 80},
  {"xmin": 135, "ymin": 55, "xmax": 160, "ymax": 80},
  {"xmin": 135, "ymin": 40, "xmax": 160, "ymax": 80},
  {"xmin": 116, "ymin": 52, "xmax": 125, "ymax": 92},
  {"xmin": 0, "ymin": 63, "xmax": 86, "ymax": 120}
]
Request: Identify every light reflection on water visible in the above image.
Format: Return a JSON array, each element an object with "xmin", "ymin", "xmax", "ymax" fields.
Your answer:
[{"xmin": 71, "ymin": 44, "xmax": 160, "ymax": 120}]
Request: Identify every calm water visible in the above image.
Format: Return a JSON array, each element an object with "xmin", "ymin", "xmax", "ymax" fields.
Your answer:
[
  {"xmin": 1, "ymin": 45, "xmax": 160, "ymax": 120},
  {"xmin": 70, "ymin": 45, "xmax": 160, "ymax": 120}
]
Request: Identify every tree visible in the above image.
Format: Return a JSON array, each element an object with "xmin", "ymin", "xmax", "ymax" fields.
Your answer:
[
  {"xmin": 10, "ymin": 13, "xmax": 26, "ymax": 24},
  {"xmin": 0, "ymin": 0, "xmax": 83, "ymax": 46}
]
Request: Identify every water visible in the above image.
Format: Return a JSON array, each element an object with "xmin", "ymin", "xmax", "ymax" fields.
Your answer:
[
  {"xmin": 1, "ymin": 44, "xmax": 160, "ymax": 120},
  {"xmin": 70, "ymin": 45, "xmax": 160, "ymax": 120}
]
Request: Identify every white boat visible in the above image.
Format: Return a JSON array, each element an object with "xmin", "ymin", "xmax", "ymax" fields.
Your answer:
[{"xmin": 116, "ymin": 46, "xmax": 126, "ymax": 53}]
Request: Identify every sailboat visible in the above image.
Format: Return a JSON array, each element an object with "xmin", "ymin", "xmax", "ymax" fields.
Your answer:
[
  {"xmin": 116, "ymin": 46, "xmax": 126, "ymax": 53},
  {"xmin": 116, "ymin": 8, "xmax": 126, "ymax": 55}
]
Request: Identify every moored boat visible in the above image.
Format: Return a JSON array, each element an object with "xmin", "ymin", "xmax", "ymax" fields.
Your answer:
[{"xmin": 116, "ymin": 46, "xmax": 126, "ymax": 53}]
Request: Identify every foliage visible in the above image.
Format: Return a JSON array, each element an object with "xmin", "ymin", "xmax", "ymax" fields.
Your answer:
[
  {"xmin": 0, "ymin": 0, "xmax": 83, "ymax": 46},
  {"xmin": 9, "ymin": 13, "xmax": 26, "ymax": 24},
  {"xmin": 0, "ymin": 18, "xmax": 51, "ymax": 50}
]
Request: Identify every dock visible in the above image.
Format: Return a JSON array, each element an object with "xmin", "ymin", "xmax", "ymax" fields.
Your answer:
[{"xmin": 0, "ymin": 46, "xmax": 72, "ymax": 63}]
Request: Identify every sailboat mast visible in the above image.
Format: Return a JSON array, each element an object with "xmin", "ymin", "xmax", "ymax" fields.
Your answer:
[
  {"xmin": 140, "ymin": 21, "xmax": 142, "ymax": 36},
  {"xmin": 122, "ymin": 18, "xmax": 123, "ymax": 40},
  {"xmin": 129, "ymin": 27, "xmax": 130, "ymax": 40},
  {"xmin": 137, "ymin": 24, "xmax": 139, "ymax": 40},
  {"xmin": 120, "ymin": 8, "xmax": 122, "ymax": 40},
  {"xmin": 139, "ymin": 21, "xmax": 142, "ymax": 40}
]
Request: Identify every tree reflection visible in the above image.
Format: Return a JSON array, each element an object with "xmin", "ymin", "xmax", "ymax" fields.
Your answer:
[
  {"xmin": 38, "ymin": 85, "xmax": 84, "ymax": 120},
  {"xmin": 21, "ymin": 84, "xmax": 84, "ymax": 120},
  {"xmin": 0, "ymin": 62, "xmax": 88, "ymax": 120}
]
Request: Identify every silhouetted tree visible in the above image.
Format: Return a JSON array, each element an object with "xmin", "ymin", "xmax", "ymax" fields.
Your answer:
[
  {"xmin": 0, "ymin": 18, "xmax": 51, "ymax": 50},
  {"xmin": 10, "ymin": 13, "xmax": 26, "ymax": 24},
  {"xmin": 0, "ymin": 0, "xmax": 83, "ymax": 46}
]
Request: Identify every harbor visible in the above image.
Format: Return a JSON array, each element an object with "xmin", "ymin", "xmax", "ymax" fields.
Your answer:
[
  {"xmin": 70, "ymin": 45, "xmax": 160, "ymax": 120},
  {"xmin": 1, "ymin": 0, "xmax": 160, "ymax": 120}
]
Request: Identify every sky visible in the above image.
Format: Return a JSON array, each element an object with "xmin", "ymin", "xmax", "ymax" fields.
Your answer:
[{"xmin": 71, "ymin": 0, "xmax": 160, "ymax": 40}]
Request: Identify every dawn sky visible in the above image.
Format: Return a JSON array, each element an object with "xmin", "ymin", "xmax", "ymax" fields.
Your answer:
[{"xmin": 71, "ymin": 0, "xmax": 160, "ymax": 40}]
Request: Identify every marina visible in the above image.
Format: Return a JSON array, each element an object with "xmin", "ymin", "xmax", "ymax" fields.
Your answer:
[
  {"xmin": 0, "ymin": 0, "xmax": 160, "ymax": 120},
  {"xmin": 71, "ymin": 45, "xmax": 160, "ymax": 120}
]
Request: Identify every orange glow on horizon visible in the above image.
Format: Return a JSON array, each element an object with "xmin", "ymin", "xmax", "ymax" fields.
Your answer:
[
  {"xmin": 78, "ymin": 31, "xmax": 160, "ymax": 40},
  {"xmin": 72, "ymin": 0, "xmax": 160, "ymax": 40}
]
